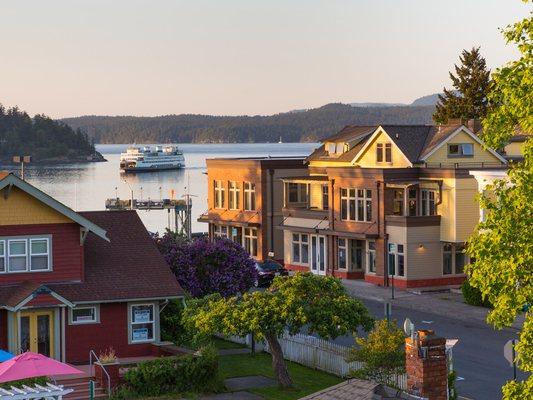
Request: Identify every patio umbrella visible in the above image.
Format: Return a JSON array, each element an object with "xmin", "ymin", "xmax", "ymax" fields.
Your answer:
[
  {"xmin": 0, "ymin": 350, "xmax": 14, "ymax": 362},
  {"xmin": 0, "ymin": 352, "xmax": 83, "ymax": 383}
]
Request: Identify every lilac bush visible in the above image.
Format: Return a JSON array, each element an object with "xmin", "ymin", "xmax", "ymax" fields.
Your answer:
[{"xmin": 155, "ymin": 233, "xmax": 257, "ymax": 298}]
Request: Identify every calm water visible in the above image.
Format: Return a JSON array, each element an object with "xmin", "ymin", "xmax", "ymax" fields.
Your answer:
[{"xmin": 1, "ymin": 143, "xmax": 318, "ymax": 233}]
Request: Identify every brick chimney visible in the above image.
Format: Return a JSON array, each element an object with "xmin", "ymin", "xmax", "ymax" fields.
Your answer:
[{"xmin": 405, "ymin": 330, "xmax": 448, "ymax": 400}]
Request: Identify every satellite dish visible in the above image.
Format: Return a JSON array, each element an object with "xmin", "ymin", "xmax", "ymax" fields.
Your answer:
[{"xmin": 403, "ymin": 318, "xmax": 415, "ymax": 336}]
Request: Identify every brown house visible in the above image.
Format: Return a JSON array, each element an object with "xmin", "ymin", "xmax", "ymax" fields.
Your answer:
[{"xmin": 198, "ymin": 157, "xmax": 306, "ymax": 261}]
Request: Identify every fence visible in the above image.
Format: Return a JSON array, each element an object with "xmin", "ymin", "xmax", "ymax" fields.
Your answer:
[{"xmin": 222, "ymin": 332, "xmax": 407, "ymax": 390}]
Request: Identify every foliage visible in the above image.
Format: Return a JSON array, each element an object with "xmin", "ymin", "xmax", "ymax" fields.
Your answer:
[
  {"xmin": 0, "ymin": 104, "xmax": 97, "ymax": 162},
  {"xmin": 466, "ymin": 2, "xmax": 533, "ymax": 398},
  {"xmin": 347, "ymin": 319, "xmax": 405, "ymax": 384},
  {"xmin": 182, "ymin": 273, "xmax": 373, "ymax": 387},
  {"xmin": 461, "ymin": 279, "xmax": 492, "ymax": 308},
  {"xmin": 0, "ymin": 376, "xmax": 48, "ymax": 390},
  {"xmin": 159, "ymin": 298, "xmax": 197, "ymax": 346},
  {"xmin": 62, "ymin": 103, "xmax": 435, "ymax": 144},
  {"xmin": 448, "ymin": 370, "xmax": 458, "ymax": 400},
  {"xmin": 433, "ymin": 47, "xmax": 491, "ymax": 124},
  {"xmin": 154, "ymin": 233, "xmax": 257, "ymax": 298},
  {"xmin": 98, "ymin": 347, "xmax": 117, "ymax": 363},
  {"xmin": 119, "ymin": 345, "xmax": 220, "ymax": 397}
]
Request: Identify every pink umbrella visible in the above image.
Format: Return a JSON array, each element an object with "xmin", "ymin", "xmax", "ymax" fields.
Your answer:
[{"xmin": 0, "ymin": 352, "xmax": 83, "ymax": 383}]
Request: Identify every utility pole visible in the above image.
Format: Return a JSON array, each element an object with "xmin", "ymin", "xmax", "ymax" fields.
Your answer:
[
  {"xmin": 13, "ymin": 155, "xmax": 31, "ymax": 180},
  {"xmin": 122, "ymin": 179, "xmax": 134, "ymax": 210}
]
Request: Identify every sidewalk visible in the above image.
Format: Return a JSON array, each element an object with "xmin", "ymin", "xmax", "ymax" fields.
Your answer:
[{"xmin": 342, "ymin": 279, "xmax": 524, "ymax": 330}]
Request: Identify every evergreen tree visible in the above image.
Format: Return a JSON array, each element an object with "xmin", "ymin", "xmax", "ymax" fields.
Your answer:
[{"xmin": 433, "ymin": 47, "xmax": 491, "ymax": 124}]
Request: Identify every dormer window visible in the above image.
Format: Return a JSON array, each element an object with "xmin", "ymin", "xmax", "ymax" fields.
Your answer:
[
  {"xmin": 377, "ymin": 143, "xmax": 392, "ymax": 163},
  {"xmin": 0, "ymin": 236, "xmax": 51, "ymax": 273},
  {"xmin": 326, "ymin": 142, "xmax": 348, "ymax": 156},
  {"xmin": 448, "ymin": 143, "xmax": 474, "ymax": 157}
]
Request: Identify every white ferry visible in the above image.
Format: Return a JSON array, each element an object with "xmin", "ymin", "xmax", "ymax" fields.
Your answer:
[{"xmin": 120, "ymin": 145, "xmax": 185, "ymax": 172}]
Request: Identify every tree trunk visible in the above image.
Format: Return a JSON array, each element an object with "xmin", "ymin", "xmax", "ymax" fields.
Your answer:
[{"xmin": 265, "ymin": 332, "xmax": 293, "ymax": 388}]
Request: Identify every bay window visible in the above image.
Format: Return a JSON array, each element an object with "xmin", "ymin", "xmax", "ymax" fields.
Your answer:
[
  {"xmin": 130, "ymin": 304, "xmax": 155, "ymax": 343},
  {"xmin": 408, "ymin": 188, "xmax": 417, "ymax": 216},
  {"xmin": 421, "ymin": 190, "xmax": 436, "ymax": 216}
]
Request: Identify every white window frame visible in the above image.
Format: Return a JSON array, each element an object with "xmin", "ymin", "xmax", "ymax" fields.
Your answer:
[
  {"xmin": 228, "ymin": 181, "xmax": 241, "ymax": 210},
  {"xmin": 29, "ymin": 238, "xmax": 51, "ymax": 272},
  {"xmin": 69, "ymin": 305, "xmax": 100, "ymax": 325},
  {"xmin": 129, "ymin": 303, "xmax": 156, "ymax": 344},
  {"xmin": 8, "ymin": 239, "xmax": 28, "ymax": 273},
  {"xmin": 448, "ymin": 143, "xmax": 474, "ymax": 157},
  {"xmin": 244, "ymin": 182, "xmax": 256, "ymax": 211},
  {"xmin": 291, "ymin": 233, "xmax": 309, "ymax": 265},
  {"xmin": 244, "ymin": 228, "xmax": 258, "ymax": 257},
  {"xmin": 214, "ymin": 180, "xmax": 225, "ymax": 209},
  {"xmin": 213, "ymin": 225, "xmax": 229, "ymax": 238},
  {"xmin": 0, "ymin": 240, "xmax": 5, "ymax": 273}
]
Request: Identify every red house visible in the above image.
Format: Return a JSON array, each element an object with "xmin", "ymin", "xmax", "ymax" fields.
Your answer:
[{"xmin": 0, "ymin": 172, "xmax": 184, "ymax": 364}]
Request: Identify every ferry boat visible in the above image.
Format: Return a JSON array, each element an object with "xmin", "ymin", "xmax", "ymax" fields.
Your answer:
[{"xmin": 120, "ymin": 145, "xmax": 185, "ymax": 172}]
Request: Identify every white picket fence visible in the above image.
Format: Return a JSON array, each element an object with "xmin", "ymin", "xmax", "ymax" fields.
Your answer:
[{"xmin": 222, "ymin": 332, "xmax": 407, "ymax": 390}]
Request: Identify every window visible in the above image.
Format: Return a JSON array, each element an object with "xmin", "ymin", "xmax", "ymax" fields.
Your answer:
[
  {"xmin": 408, "ymin": 188, "xmax": 417, "ymax": 216},
  {"xmin": 244, "ymin": 182, "xmax": 256, "ymax": 211},
  {"xmin": 443, "ymin": 243, "xmax": 453, "ymax": 275},
  {"xmin": 448, "ymin": 143, "xmax": 474, "ymax": 157},
  {"xmin": 30, "ymin": 239, "xmax": 49, "ymax": 271},
  {"xmin": 130, "ymin": 304, "xmax": 155, "ymax": 343},
  {"xmin": 292, "ymin": 233, "xmax": 309, "ymax": 264},
  {"xmin": 338, "ymin": 238, "xmax": 347, "ymax": 269},
  {"xmin": 229, "ymin": 181, "xmax": 241, "ymax": 210},
  {"xmin": 393, "ymin": 190, "xmax": 404, "ymax": 216},
  {"xmin": 70, "ymin": 306, "xmax": 98, "ymax": 324},
  {"xmin": 321, "ymin": 184, "xmax": 329, "ymax": 210},
  {"xmin": 421, "ymin": 190, "xmax": 436, "ymax": 216},
  {"xmin": 377, "ymin": 143, "xmax": 392, "ymax": 163},
  {"xmin": 349, "ymin": 240, "xmax": 365, "ymax": 271},
  {"xmin": 8, "ymin": 240, "xmax": 27, "ymax": 272},
  {"xmin": 0, "ymin": 241, "xmax": 5, "ymax": 273},
  {"xmin": 442, "ymin": 243, "xmax": 467, "ymax": 275},
  {"xmin": 388, "ymin": 243, "xmax": 405, "ymax": 277},
  {"xmin": 287, "ymin": 183, "xmax": 308, "ymax": 204},
  {"xmin": 341, "ymin": 188, "xmax": 372, "ymax": 222},
  {"xmin": 367, "ymin": 241, "xmax": 376, "ymax": 273},
  {"xmin": 230, "ymin": 226, "xmax": 242, "ymax": 244},
  {"xmin": 213, "ymin": 225, "xmax": 228, "ymax": 238},
  {"xmin": 214, "ymin": 180, "xmax": 225, "ymax": 209},
  {"xmin": 244, "ymin": 228, "xmax": 257, "ymax": 257}
]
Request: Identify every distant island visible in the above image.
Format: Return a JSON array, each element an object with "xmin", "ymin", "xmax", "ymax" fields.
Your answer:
[
  {"xmin": 62, "ymin": 94, "xmax": 439, "ymax": 144},
  {"xmin": 0, "ymin": 104, "xmax": 105, "ymax": 164}
]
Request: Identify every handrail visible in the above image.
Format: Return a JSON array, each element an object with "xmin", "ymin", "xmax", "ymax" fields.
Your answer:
[{"xmin": 89, "ymin": 350, "xmax": 111, "ymax": 397}]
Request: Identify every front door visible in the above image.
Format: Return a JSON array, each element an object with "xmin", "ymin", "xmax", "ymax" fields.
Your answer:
[
  {"xmin": 20, "ymin": 310, "xmax": 54, "ymax": 357},
  {"xmin": 310, "ymin": 235, "xmax": 327, "ymax": 276}
]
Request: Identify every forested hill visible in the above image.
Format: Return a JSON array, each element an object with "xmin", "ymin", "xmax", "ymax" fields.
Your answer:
[
  {"xmin": 0, "ymin": 105, "xmax": 104, "ymax": 163},
  {"xmin": 62, "ymin": 103, "xmax": 435, "ymax": 144}
]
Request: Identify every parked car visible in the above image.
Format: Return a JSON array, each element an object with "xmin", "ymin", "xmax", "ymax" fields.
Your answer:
[{"xmin": 254, "ymin": 260, "xmax": 289, "ymax": 287}]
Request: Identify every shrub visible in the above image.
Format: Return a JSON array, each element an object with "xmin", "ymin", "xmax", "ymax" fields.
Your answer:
[
  {"xmin": 120, "ymin": 345, "xmax": 219, "ymax": 397},
  {"xmin": 347, "ymin": 319, "xmax": 405, "ymax": 385},
  {"xmin": 0, "ymin": 377, "xmax": 48, "ymax": 389},
  {"xmin": 461, "ymin": 280, "xmax": 491, "ymax": 307}
]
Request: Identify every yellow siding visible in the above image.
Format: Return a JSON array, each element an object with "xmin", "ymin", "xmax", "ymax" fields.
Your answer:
[
  {"xmin": 0, "ymin": 187, "xmax": 72, "ymax": 226},
  {"xmin": 355, "ymin": 131, "xmax": 411, "ymax": 168},
  {"xmin": 454, "ymin": 178, "xmax": 480, "ymax": 242},
  {"xmin": 425, "ymin": 129, "xmax": 502, "ymax": 166},
  {"xmin": 438, "ymin": 178, "xmax": 456, "ymax": 242},
  {"xmin": 405, "ymin": 226, "xmax": 443, "ymax": 279},
  {"xmin": 309, "ymin": 183, "xmax": 323, "ymax": 209},
  {"xmin": 504, "ymin": 141, "xmax": 526, "ymax": 157},
  {"xmin": 308, "ymin": 160, "xmax": 352, "ymax": 168}
]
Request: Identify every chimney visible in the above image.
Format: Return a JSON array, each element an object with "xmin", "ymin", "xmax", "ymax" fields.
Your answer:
[
  {"xmin": 405, "ymin": 330, "xmax": 448, "ymax": 400},
  {"xmin": 466, "ymin": 118, "xmax": 482, "ymax": 133}
]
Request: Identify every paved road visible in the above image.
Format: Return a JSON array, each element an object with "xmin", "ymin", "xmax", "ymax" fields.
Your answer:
[{"xmin": 329, "ymin": 298, "xmax": 526, "ymax": 400}]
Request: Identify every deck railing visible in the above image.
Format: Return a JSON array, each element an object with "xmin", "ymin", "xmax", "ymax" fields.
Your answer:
[{"xmin": 89, "ymin": 350, "xmax": 111, "ymax": 397}]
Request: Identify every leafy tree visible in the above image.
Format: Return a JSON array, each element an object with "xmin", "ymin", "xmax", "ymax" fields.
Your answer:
[
  {"xmin": 466, "ymin": 2, "xmax": 533, "ymax": 398},
  {"xmin": 347, "ymin": 319, "xmax": 405, "ymax": 385},
  {"xmin": 433, "ymin": 47, "xmax": 491, "ymax": 124},
  {"xmin": 154, "ymin": 234, "xmax": 257, "ymax": 298},
  {"xmin": 182, "ymin": 273, "xmax": 373, "ymax": 387}
]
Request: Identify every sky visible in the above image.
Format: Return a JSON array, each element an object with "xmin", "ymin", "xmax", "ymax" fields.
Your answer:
[{"xmin": 0, "ymin": 0, "xmax": 529, "ymax": 118}]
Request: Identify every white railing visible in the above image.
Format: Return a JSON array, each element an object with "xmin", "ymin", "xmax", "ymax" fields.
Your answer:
[
  {"xmin": 89, "ymin": 350, "xmax": 111, "ymax": 397},
  {"xmin": 0, "ymin": 383, "xmax": 72, "ymax": 399},
  {"xmin": 222, "ymin": 332, "xmax": 407, "ymax": 390}
]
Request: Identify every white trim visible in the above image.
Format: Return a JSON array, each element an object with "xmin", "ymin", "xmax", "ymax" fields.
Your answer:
[
  {"xmin": 69, "ymin": 304, "xmax": 100, "ymax": 325},
  {"xmin": 421, "ymin": 126, "xmax": 507, "ymax": 163},
  {"xmin": 128, "ymin": 303, "xmax": 156, "ymax": 344},
  {"xmin": 0, "ymin": 174, "xmax": 109, "ymax": 242},
  {"xmin": 351, "ymin": 126, "xmax": 413, "ymax": 167}
]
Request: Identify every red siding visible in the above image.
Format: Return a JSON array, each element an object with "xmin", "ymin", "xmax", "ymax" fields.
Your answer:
[
  {"xmin": 0, "ymin": 310, "xmax": 7, "ymax": 350},
  {"xmin": 26, "ymin": 294, "xmax": 64, "ymax": 307},
  {"xmin": 0, "ymin": 223, "xmax": 83, "ymax": 285},
  {"xmin": 65, "ymin": 303, "xmax": 154, "ymax": 364}
]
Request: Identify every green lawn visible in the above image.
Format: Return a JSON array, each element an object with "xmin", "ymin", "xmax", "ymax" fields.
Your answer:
[
  {"xmin": 211, "ymin": 336, "xmax": 247, "ymax": 350},
  {"xmin": 219, "ymin": 352, "xmax": 343, "ymax": 400}
]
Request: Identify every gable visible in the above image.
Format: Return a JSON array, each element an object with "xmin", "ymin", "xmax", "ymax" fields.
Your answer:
[
  {"xmin": 0, "ymin": 187, "xmax": 72, "ymax": 226},
  {"xmin": 353, "ymin": 129, "xmax": 412, "ymax": 168},
  {"xmin": 423, "ymin": 128, "xmax": 505, "ymax": 165}
]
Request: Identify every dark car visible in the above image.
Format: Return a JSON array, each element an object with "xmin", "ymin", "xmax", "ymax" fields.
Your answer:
[{"xmin": 253, "ymin": 260, "xmax": 289, "ymax": 287}]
